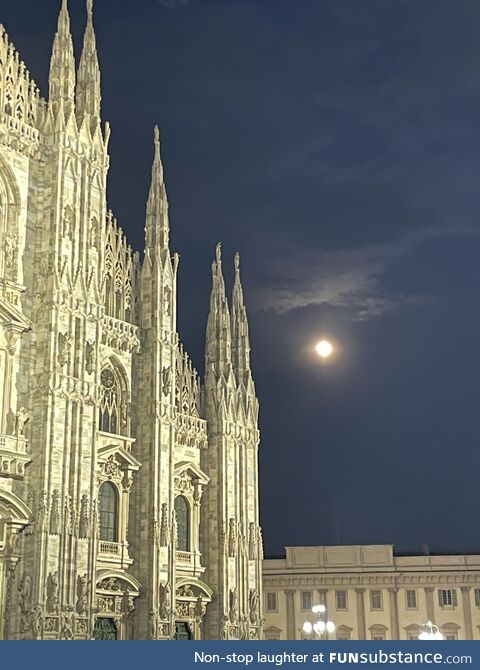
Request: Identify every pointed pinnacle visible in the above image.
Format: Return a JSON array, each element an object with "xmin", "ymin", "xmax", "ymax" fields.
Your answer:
[
  {"xmin": 87, "ymin": 0, "xmax": 93, "ymax": 18},
  {"xmin": 216, "ymin": 242, "xmax": 222, "ymax": 266},
  {"xmin": 234, "ymin": 252, "xmax": 240, "ymax": 276}
]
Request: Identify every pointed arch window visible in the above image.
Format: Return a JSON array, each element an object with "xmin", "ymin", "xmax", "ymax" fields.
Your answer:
[
  {"xmin": 174, "ymin": 495, "xmax": 190, "ymax": 552},
  {"xmin": 99, "ymin": 482, "xmax": 118, "ymax": 542},
  {"xmin": 99, "ymin": 364, "xmax": 128, "ymax": 436}
]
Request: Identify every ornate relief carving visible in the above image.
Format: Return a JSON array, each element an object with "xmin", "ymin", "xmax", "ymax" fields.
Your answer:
[
  {"xmin": 101, "ymin": 455, "xmax": 121, "ymax": 479},
  {"xmin": 5, "ymin": 232, "xmax": 18, "ymax": 268},
  {"xmin": 30, "ymin": 604, "xmax": 44, "ymax": 639},
  {"xmin": 162, "ymin": 366, "xmax": 171, "ymax": 397},
  {"xmin": 13, "ymin": 406, "xmax": 29, "ymax": 436},
  {"xmin": 98, "ymin": 578, "xmax": 122, "ymax": 591},
  {"xmin": 60, "ymin": 609, "xmax": 74, "ymax": 640}
]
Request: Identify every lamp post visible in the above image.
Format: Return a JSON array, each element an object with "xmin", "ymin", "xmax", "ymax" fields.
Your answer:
[
  {"xmin": 302, "ymin": 604, "xmax": 335, "ymax": 640},
  {"xmin": 418, "ymin": 621, "xmax": 444, "ymax": 640}
]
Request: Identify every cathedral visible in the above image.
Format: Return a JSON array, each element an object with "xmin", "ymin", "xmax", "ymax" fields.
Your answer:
[{"xmin": 0, "ymin": 0, "xmax": 262, "ymax": 640}]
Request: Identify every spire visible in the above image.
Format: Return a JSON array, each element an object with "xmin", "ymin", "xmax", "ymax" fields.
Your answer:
[
  {"xmin": 205, "ymin": 243, "xmax": 232, "ymax": 377},
  {"xmin": 49, "ymin": 0, "xmax": 76, "ymax": 117},
  {"xmin": 76, "ymin": 0, "xmax": 102, "ymax": 129},
  {"xmin": 231, "ymin": 253, "xmax": 251, "ymax": 380},
  {"xmin": 145, "ymin": 126, "xmax": 170, "ymax": 255}
]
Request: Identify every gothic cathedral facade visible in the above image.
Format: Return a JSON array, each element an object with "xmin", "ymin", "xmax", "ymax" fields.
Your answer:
[{"xmin": 0, "ymin": 0, "xmax": 262, "ymax": 640}]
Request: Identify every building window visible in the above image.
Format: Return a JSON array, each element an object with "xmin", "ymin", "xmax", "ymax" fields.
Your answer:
[
  {"xmin": 93, "ymin": 617, "xmax": 118, "ymax": 640},
  {"xmin": 406, "ymin": 589, "xmax": 417, "ymax": 609},
  {"xmin": 474, "ymin": 589, "xmax": 480, "ymax": 608},
  {"xmin": 265, "ymin": 627, "xmax": 281, "ymax": 640},
  {"xmin": 336, "ymin": 627, "xmax": 351, "ymax": 640},
  {"xmin": 445, "ymin": 634, "xmax": 457, "ymax": 641},
  {"xmin": 370, "ymin": 625, "xmax": 387, "ymax": 640},
  {"xmin": 99, "ymin": 366, "xmax": 128, "ymax": 435},
  {"xmin": 438, "ymin": 589, "xmax": 457, "ymax": 608},
  {"xmin": 336, "ymin": 590, "xmax": 347, "ymax": 610},
  {"xmin": 99, "ymin": 482, "xmax": 118, "ymax": 542},
  {"xmin": 175, "ymin": 495, "xmax": 190, "ymax": 552},
  {"xmin": 372, "ymin": 633, "xmax": 385, "ymax": 640},
  {"xmin": 301, "ymin": 591, "xmax": 312, "ymax": 611},
  {"xmin": 266, "ymin": 592, "xmax": 278, "ymax": 612},
  {"xmin": 370, "ymin": 590, "xmax": 383, "ymax": 610}
]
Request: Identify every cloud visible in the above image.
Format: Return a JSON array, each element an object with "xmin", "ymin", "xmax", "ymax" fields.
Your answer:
[{"xmin": 251, "ymin": 227, "xmax": 463, "ymax": 320}]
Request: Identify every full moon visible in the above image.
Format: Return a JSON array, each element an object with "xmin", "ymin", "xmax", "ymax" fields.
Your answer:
[{"xmin": 316, "ymin": 340, "xmax": 333, "ymax": 359}]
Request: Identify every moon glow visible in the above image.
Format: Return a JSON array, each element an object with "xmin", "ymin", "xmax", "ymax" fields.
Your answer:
[{"xmin": 316, "ymin": 340, "xmax": 333, "ymax": 359}]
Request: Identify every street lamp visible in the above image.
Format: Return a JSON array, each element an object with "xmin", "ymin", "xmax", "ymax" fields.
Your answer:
[
  {"xmin": 302, "ymin": 604, "xmax": 335, "ymax": 639},
  {"xmin": 418, "ymin": 621, "xmax": 444, "ymax": 641}
]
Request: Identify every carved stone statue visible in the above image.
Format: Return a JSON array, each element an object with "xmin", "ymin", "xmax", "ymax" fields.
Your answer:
[
  {"xmin": 249, "ymin": 588, "xmax": 258, "ymax": 625},
  {"xmin": 57, "ymin": 332, "xmax": 71, "ymax": 367},
  {"xmin": 159, "ymin": 582, "xmax": 170, "ymax": 621},
  {"xmin": 14, "ymin": 407, "xmax": 29, "ymax": 437},
  {"xmin": 85, "ymin": 341, "xmax": 95, "ymax": 375},
  {"xmin": 30, "ymin": 604, "xmax": 44, "ymax": 639},
  {"xmin": 229, "ymin": 587, "xmax": 238, "ymax": 623},
  {"xmin": 5, "ymin": 233, "xmax": 17, "ymax": 269},
  {"xmin": 46, "ymin": 572, "xmax": 59, "ymax": 613},
  {"xmin": 18, "ymin": 574, "xmax": 32, "ymax": 632},
  {"xmin": 228, "ymin": 518, "xmax": 236, "ymax": 557},
  {"xmin": 248, "ymin": 522, "xmax": 256, "ymax": 560},
  {"xmin": 79, "ymin": 494, "xmax": 89, "ymax": 539},
  {"xmin": 49, "ymin": 490, "xmax": 60, "ymax": 535},
  {"xmin": 160, "ymin": 503, "xmax": 169, "ymax": 547},
  {"xmin": 162, "ymin": 366, "xmax": 171, "ymax": 397},
  {"xmin": 76, "ymin": 574, "xmax": 88, "ymax": 615},
  {"xmin": 61, "ymin": 609, "xmax": 74, "ymax": 640}
]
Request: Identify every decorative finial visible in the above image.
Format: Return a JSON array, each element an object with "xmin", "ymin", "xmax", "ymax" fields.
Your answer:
[
  {"xmin": 87, "ymin": 0, "xmax": 93, "ymax": 18},
  {"xmin": 234, "ymin": 252, "xmax": 240, "ymax": 274},
  {"xmin": 154, "ymin": 125, "xmax": 160, "ymax": 146},
  {"xmin": 216, "ymin": 242, "xmax": 222, "ymax": 265}
]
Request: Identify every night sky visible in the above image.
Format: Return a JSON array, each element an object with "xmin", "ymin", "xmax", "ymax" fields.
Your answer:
[{"xmin": 5, "ymin": 0, "xmax": 480, "ymax": 558}]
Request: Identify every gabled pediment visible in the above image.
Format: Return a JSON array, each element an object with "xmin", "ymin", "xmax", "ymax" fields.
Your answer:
[
  {"xmin": 174, "ymin": 460, "xmax": 210, "ymax": 485},
  {"xmin": 98, "ymin": 443, "xmax": 141, "ymax": 471},
  {"xmin": 0, "ymin": 296, "xmax": 32, "ymax": 332}
]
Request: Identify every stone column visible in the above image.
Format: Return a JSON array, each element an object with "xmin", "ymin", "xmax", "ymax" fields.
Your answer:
[
  {"xmin": 424, "ymin": 588, "xmax": 434, "ymax": 622},
  {"xmin": 461, "ymin": 587, "xmax": 473, "ymax": 640},
  {"xmin": 285, "ymin": 589, "xmax": 296, "ymax": 640},
  {"xmin": 355, "ymin": 589, "xmax": 366, "ymax": 640},
  {"xmin": 388, "ymin": 589, "xmax": 399, "ymax": 640}
]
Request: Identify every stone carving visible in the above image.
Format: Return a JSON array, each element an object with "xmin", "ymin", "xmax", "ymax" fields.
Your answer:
[
  {"xmin": 248, "ymin": 522, "xmax": 256, "ymax": 560},
  {"xmin": 30, "ymin": 604, "xmax": 44, "ymax": 639},
  {"xmin": 249, "ymin": 589, "xmax": 258, "ymax": 625},
  {"xmin": 64, "ymin": 496, "xmax": 72, "ymax": 535},
  {"xmin": 161, "ymin": 366, "xmax": 171, "ymax": 397},
  {"xmin": 46, "ymin": 572, "xmax": 59, "ymax": 613},
  {"xmin": 38, "ymin": 492, "xmax": 49, "ymax": 532},
  {"xmin": 102, "ymin": 455, "xmax": 121, "ymax": 479},
  {"xmin": 79, "ymin": 494, "xmax": 89, "ymax": 539},
  {"xmin": 195, "ymin": 596, "xmax": 205, "ymax": 623},
  {"xmin": 85, "ymin": 341, "xmax": 95, "ymax": 374},
  {"xmin": 163, "ymin": 286, "xmax": 171, "ymax": 317},
  {"xmin": 228, "ymin": 518, "xmax": 236, "ymax": 557},
  {"xmin": 99, "ymin": 578, "xmax": 121, "ymax": 591},
  {"xmin": 5, "ymin": 233, "xmax": 18, "ymax": 269},
  {"xmin": 49, "ymin": 490, "xmax": 60, "ymax": 535},
  {"xmin": 178, "ymin": 584, "xmax": 194, "ymax": 597},
  {"xmin": 220, "ymin": 614, "xmax": 229, "ymax": 640},
  {"xmin": 60, "ymin": 609, "xmax": 74, "ymax": 640},
  {"xmin": 18, "ymin": 574, "xmax": 32, "ymax": 632},
  {"xmin": 57, "ymin": 332, "xmax": 71, "ymax": 367},
  {"xmin": 160, "ymin": 502, "xmax": 169, "ymax": 547},
  {"xmin": 159, "ymin": 582, "xmax": 170, "ymax": 621},
  {"xmin": 76, "ymin": 574, "xmax": 88, "ymax": 615},
  {"xmin": 229, "ymin": 587, "xmax": 238, "ymax": 623},
  {"xmin": 63, "ymin": 206, "xmax": 72, "ymax": 238},
  {"xmin": 89, "ymin": 217, "xmax": 98, "ymax": 248},
  {"xmin": 14, "ymin": 406, "xmax": 29, "ymax": 436}
]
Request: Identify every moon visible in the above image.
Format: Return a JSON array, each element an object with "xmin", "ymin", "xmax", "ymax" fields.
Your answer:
[{"xmin": 316, "ymin": 340, "xmax": 333, "ymax": 359}]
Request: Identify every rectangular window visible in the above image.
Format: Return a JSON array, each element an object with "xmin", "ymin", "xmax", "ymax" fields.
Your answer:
[
  {"xmin": 370, "ymin": 590, "xmax": 383, "ymax": 610},
  {"xmin": 475, "ymin": 589, "xmax": 480, "ymax": 608},
  {"xmin": 266, "ymin": 592, "xmax": 277, "ymax": 612},
  {"xmin": 336, "ymin": 629, "xmax": 351, "ymax": 640},
  {"xmin": 438, "ymin": 589, "xmax": 457, "ymax": 608},
  {"xmin": 301, "ymin": 591, "xmax": 312, "ymax": 611},
  {"xmin": 372, "ymin": 634, "xmax": 385, "ymax": 640},
  {"xmin": 445, "ymin": 634, "xmax": 457, "ymax": 641},
  {"xmin": 406, "ymin": 589, "xmax": 417, "ymax": 609},
  {"xmin": 336, "ymin": 590, "xmax": 347, "ymax": 610}
]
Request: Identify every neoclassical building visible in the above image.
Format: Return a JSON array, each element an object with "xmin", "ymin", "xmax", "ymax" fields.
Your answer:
[
  {"xmin": 263, "ymin": 545, "xmax": 480, "ymax": 641},
  {"xmin": 0, "ymin": 0, "xmax": 262, "ymax": 640}
]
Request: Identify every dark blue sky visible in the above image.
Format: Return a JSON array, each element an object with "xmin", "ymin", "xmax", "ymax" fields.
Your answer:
[{"xmin": 5, "ymin": 0, "xmax": 480, "ymax": 557}]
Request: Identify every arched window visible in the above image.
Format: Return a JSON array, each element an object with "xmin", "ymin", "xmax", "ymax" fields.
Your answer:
[
  {"xmin": 99, "ymin": 364, "xmax": 128, "ymax": 436},
  {"xmin": 174, "ymin": 496, "xmax": 190, "ymax": 552},
  {"xmin": 99, "ymin": 482, "xmax": 118, "ymax": 542}
]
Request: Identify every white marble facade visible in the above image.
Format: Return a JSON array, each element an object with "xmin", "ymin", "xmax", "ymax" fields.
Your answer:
[{"xmin": 0, "ymin": 0, "xmax": 262, "ymax": 640}]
